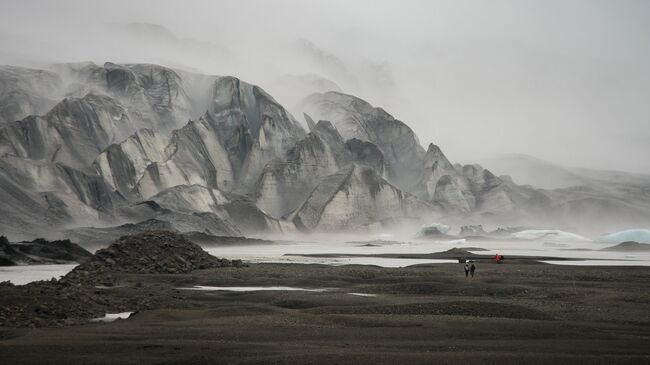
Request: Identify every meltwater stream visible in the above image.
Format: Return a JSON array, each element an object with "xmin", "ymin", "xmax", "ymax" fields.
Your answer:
[
  {"xmin": 0, "ymin": 264, "xmax": 77, "ymax": 285},
  {"xmin": 203, "ymin": 236, "xmax": 650, "ymax": 267}
]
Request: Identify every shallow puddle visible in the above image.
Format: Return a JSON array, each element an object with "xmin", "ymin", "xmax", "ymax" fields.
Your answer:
[
  {"xmin": 179, "ymin": 286, "xmax": 332, "ymax": 292},
  {"xmin": 541, "ymin": 260, "xmax": 650, "ymax": 266},
  {"xmin": 0, "ymin": 264, "xmax": 77, "ymax": 285},
  {"xmin": 347, "ymin": 293, "xmax": 377, "ymax": 297}
]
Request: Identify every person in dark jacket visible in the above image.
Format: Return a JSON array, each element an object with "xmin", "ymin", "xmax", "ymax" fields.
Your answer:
[
  {"xmin": 470, "ymin": 263, "xmax": 476, "ymax": 277},
  {"xmin": 464, "ymin": 263, "xmax": 470, "ymax": 277}
]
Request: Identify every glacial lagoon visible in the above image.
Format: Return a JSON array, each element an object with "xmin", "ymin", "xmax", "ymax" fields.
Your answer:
[{"xmin": 3, "ymin": 235, "xmax": 650, "ymax": 285}]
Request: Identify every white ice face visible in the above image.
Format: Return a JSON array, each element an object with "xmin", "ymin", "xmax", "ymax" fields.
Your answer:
[{"xmin": 599, "ymin": 229, "xmax": 650, "ymax": 244}]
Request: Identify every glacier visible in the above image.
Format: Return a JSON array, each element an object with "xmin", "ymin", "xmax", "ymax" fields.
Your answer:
[{"xmin": 1, "ymin": 62, "xmax": 650, "ymax": 241}]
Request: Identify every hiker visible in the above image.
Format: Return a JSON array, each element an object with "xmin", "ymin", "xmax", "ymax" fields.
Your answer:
[
  {"xmin": 464, "ymin": 263, "xmax": 470, "ymax": 277},
  {"xmin": 470, "ymin": 263, "xmax": 476, "ymax": 277}
]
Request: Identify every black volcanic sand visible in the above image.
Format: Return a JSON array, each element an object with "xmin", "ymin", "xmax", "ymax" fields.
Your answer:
[{"xmin": 1, "ymin": 257, "xmax": 649, "ymax": 363}]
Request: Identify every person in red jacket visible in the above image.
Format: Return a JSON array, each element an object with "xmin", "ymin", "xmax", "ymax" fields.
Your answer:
[{"xmin": 495, "ymin": 254, "xmax": 504, "ymax": 264}]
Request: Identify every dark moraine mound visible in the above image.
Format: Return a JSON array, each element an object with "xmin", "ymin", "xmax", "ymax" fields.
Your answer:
[
  {"xmin": 601, "ymin": 241, "xmax": 650, "ymax": 252},
  {"xmin": 11, "ymin": 238, "xmax": 92, "ymax": 263},
  {"xmin": 63, "ymin": 219, "xmax": 175, "ymax": 250},
  {"xmin": 182, "ymin": 232, "xmax": 270, "ymax": 246},
  {"xmin": 431, "ymin": 247, "xmax": 488, "ymax": 259},
  {"xmin": 0, "ymin": 235, "xmax": 91, "ymax": 266},
  {"xmin": 0, "ymin": 231, "xmax": 237, "ymax": 327},
  {"xmin": 0, "ymin": 235, "xmax": 30, "ymax": 266},
  {"xmin": 67, "ymin": 231, "xmax": 235, "ymax": 279}
]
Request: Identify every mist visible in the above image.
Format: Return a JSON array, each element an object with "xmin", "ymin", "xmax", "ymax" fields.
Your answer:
[{"xmin": 1, "ymin": 0, "xmax": 649, "ymax": 173}]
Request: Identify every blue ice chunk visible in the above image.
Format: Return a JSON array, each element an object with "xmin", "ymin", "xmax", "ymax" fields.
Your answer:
[
  {"xmin": 599, "ymin": 229, "xmax": 650, "ymax": 244},
  {"xmin": 417, "ymin": 222, "xmax": 450, "ymax": 237}
]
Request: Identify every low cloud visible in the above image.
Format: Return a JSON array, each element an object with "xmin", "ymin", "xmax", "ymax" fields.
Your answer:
[{"xmin": 1, "ymin": 0, "xmax": 648, "ymax": 173}]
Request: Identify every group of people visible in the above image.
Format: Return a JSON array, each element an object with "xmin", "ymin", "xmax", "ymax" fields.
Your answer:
[
  {"xmin": 462, "ymin": 252, "xmax": 507, "ymax": 277},
  {"xmin": 464, "ymin": 262, "xmax": 476, "ymax": 278}
]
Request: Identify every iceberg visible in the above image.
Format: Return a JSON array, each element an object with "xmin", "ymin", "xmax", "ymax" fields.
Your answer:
[
  {"xmin": 417, "ymin": 222, "xmax": 450, "ymax": 237},
  {"xmin": 599, "ymin": 229, "xmax": 650, "ymax": 244},
  {"xmin": 511, "ymin": 229, "xmax": 590, "ymax": 242}
]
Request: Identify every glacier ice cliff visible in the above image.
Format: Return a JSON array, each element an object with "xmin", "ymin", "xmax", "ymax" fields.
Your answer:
[{"xmin": 0, "ymin": 62, "xmax": 648, "ymax": 241}]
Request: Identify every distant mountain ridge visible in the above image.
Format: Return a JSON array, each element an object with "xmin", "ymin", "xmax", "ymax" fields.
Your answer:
[{"xmin": 478, "ymin": 153, "xmax": 650, "ymax": 189}]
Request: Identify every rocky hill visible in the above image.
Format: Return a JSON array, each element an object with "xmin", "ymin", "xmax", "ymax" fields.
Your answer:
[{"xmin": 0, "ymin": 231, "xmax": 237, "ymax": 327}]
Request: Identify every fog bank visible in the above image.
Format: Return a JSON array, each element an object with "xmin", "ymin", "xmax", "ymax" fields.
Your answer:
[{"xmin": 1, "ymin": 0, "xmax": 648, "ymax": 173}]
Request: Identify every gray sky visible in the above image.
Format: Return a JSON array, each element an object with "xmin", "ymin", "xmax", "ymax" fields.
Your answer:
[{"xmin": 1, "ymin": 0, "xmax": 649, "ymax": 173}]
